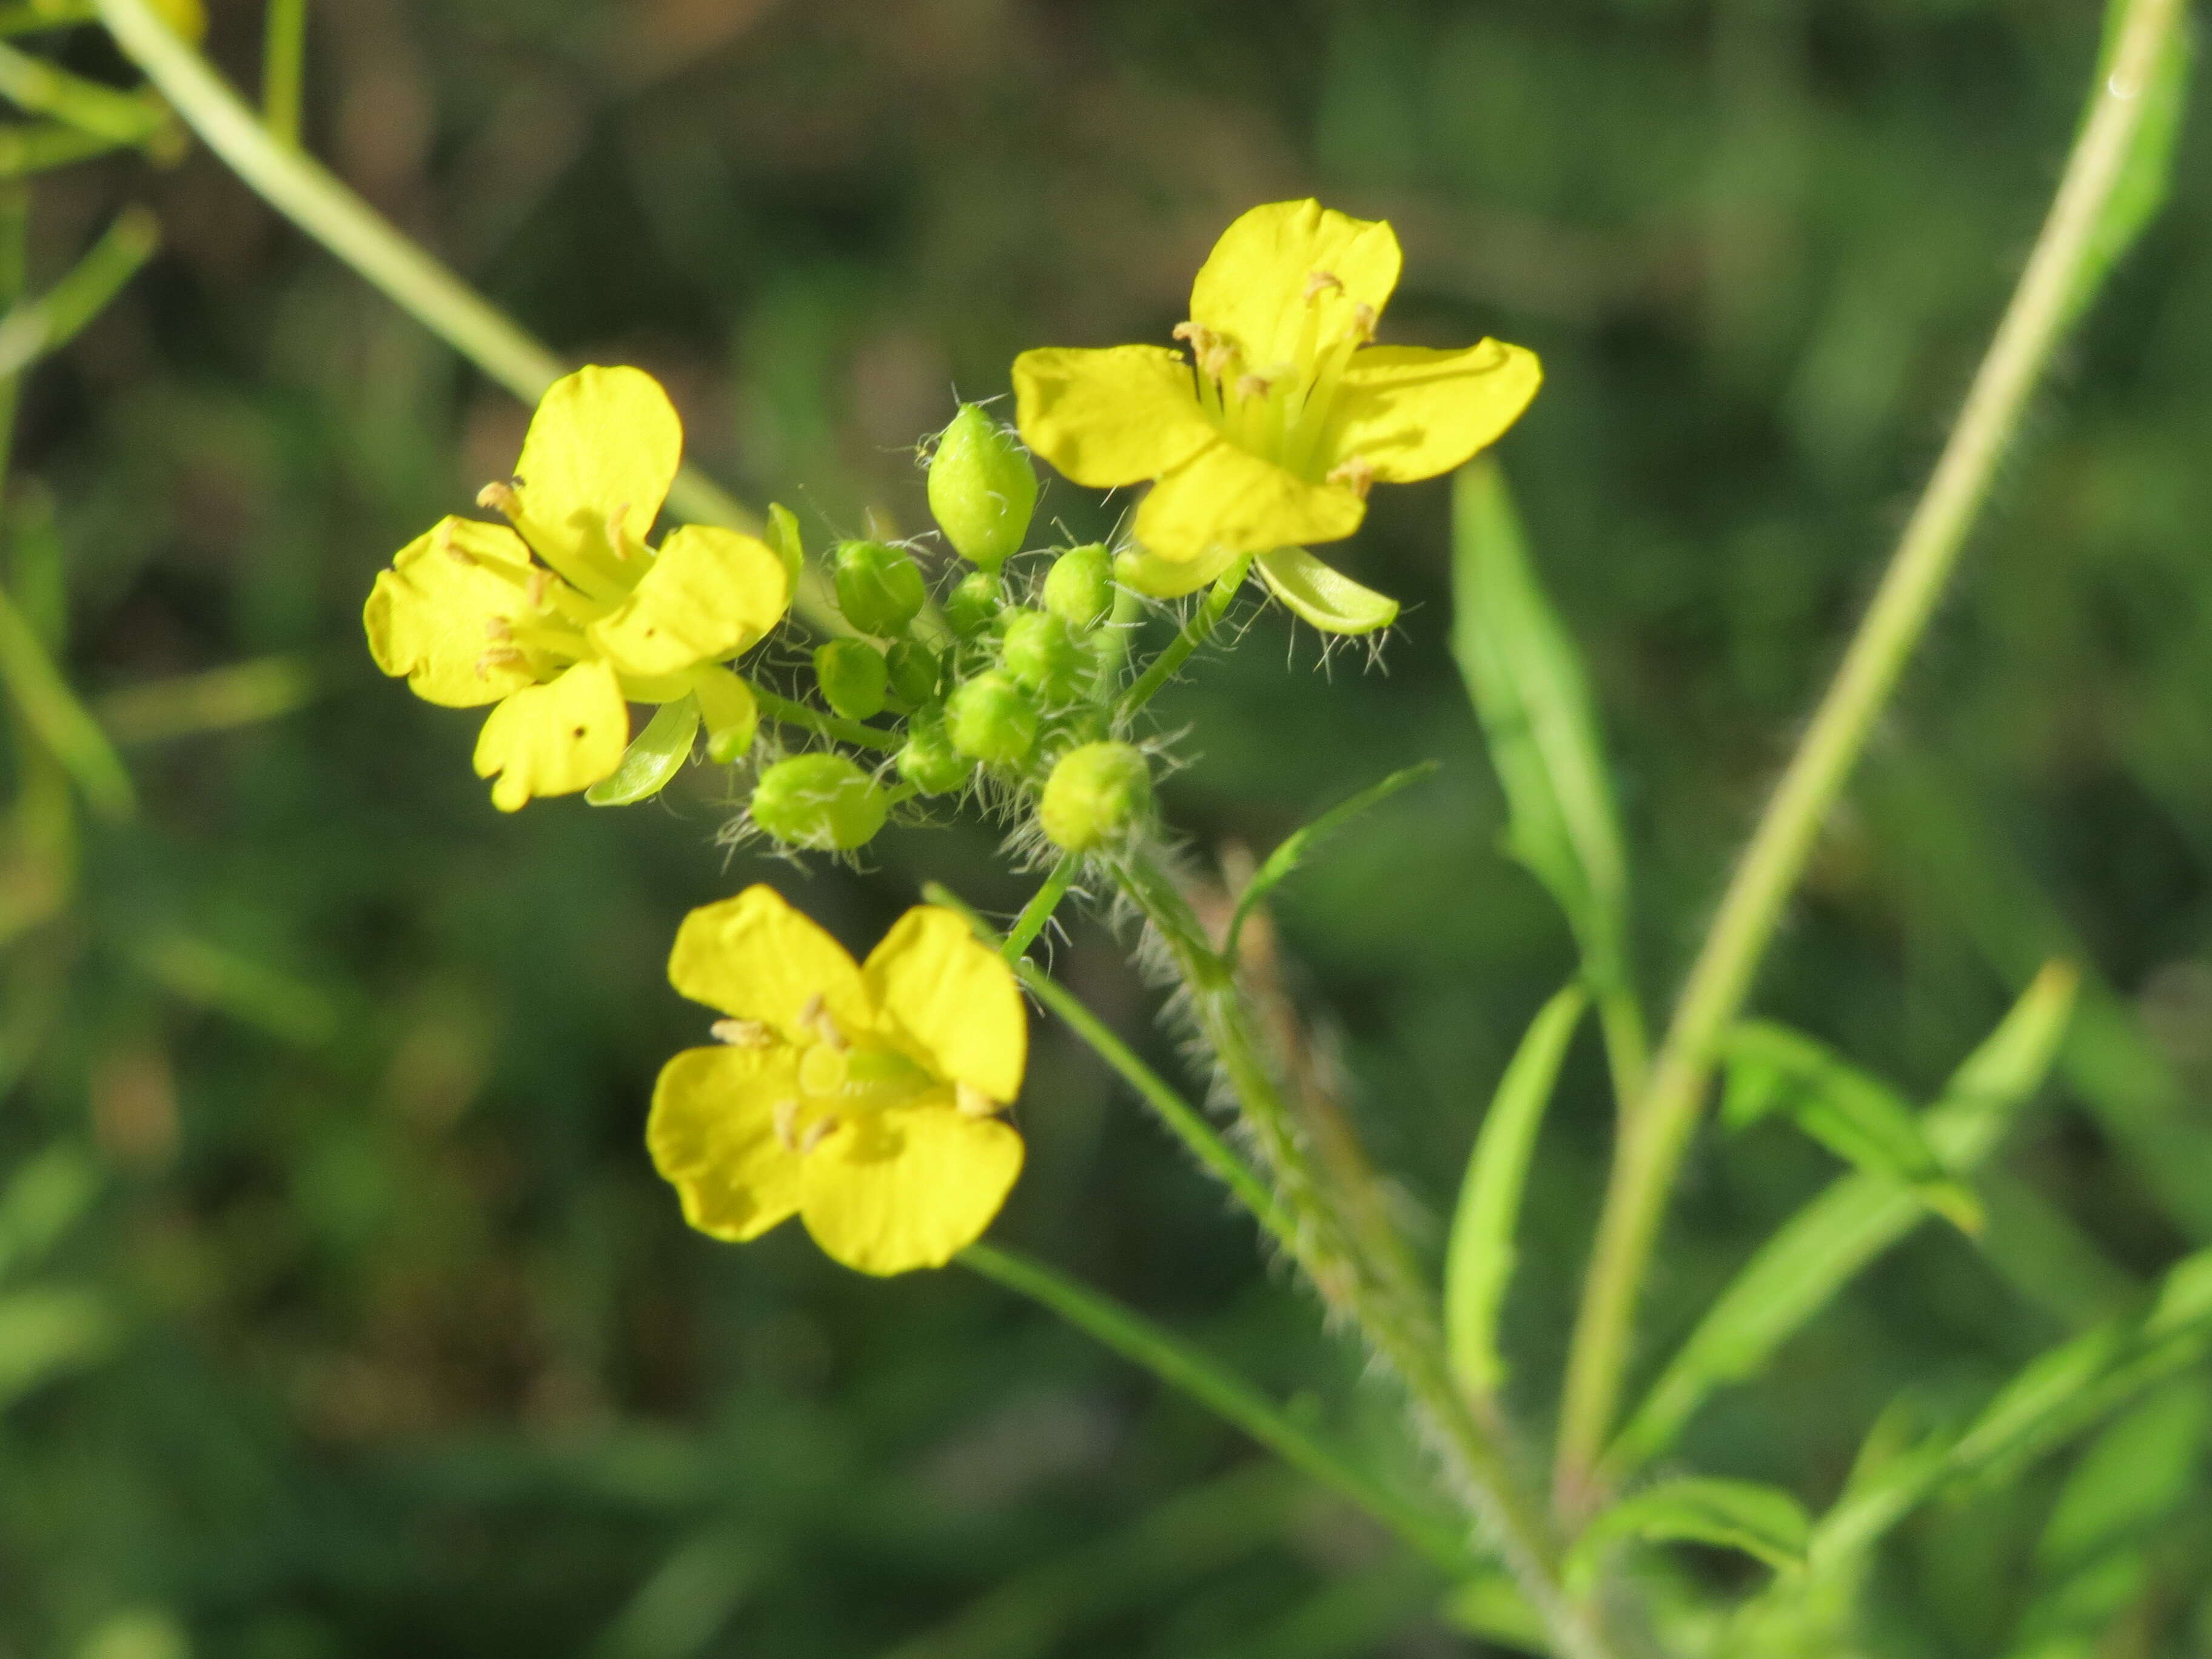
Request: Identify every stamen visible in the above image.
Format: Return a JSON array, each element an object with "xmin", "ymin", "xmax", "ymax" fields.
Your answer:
[
  {"xmin": 484, "ymin": 616, "xmax": 514, "ymax": 642},
  {"xmin": 526, "ymin": 568, "xmax": 552, "ymax": 609},
  {"xmin": 798, "ymin": 993, "xmax": 848, "ymax": 1052},
  {"xmin": 441, "ymin": 523, "xmax": 477, "ymax": 566},
  {"xmin": 1326, "ymin": 455, "xmax": 1378, "ymax": 498},
  {"xmin": 1234, "ymin": 373, "xmax": 1273, "ymax": 401},
  {"xmin": 1351, "ymin": 303, "xmax": 1378, "ymax": 341},
  {"xmin": 773, "ymin": 1098, "xmax": 802, "ymax": 1151},
  {"xmin": 956, "ymin": 1082, "xmax": 1005, "ymax": 1118},
  {"xmin": 797, "ymin": 1116, "xmax": 840, "ymax": 1155},
  {"xmin": 1303, "ymin": 269, "xmax": 1343, "ymax": 301},
  {"xmin": 711, "ymin": 1018, "xmax": 773, "ymax": 1048},
  {"xmin": 477, "ymin": 481, "xmax": 521, "ymax": 518},
  {"xmin": 606, "ymin": 504, "xmax": 635, "ymax": 559},
  {"xmin": 475, "ymin": 647, "xmax": 528, "ymax": 678}
]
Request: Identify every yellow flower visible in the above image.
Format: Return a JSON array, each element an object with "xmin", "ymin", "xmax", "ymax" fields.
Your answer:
[
  {"xmin": 648, "ymin": 885, "xmax": 1028, "ymax": 1276},
  {"xmin": 1012, "ymin": 199, "xmax": 1541, "ymax": 634},
  {"xmin": 363, "ymin": 366, "xmax": 789, "ymax": 811}
]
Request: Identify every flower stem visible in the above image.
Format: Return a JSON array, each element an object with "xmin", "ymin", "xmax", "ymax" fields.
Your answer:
[
  {"xmin": 746, "ymin": 683, "xmax": 896, "ymax": 751},
  {"xmin": 1551, "ymin": 0, "xmax": 2190, "ymax": 1518},
  {"xmin": 260, "ymin": 0, "xmax": 306, "ymax": 149},
  {"xmin": 1117, "ymin": 554, "xmax": 1254, "ymax": 720},
  {"xmin": 1000, "ymin": 850, "xmax": 1078, "ymax": 962},
  {"xmin": 959, "ymin": 1239, "xmax": 1473, "ymax": 1575}
]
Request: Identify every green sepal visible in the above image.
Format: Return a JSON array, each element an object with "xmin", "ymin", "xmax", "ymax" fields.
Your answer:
[{"xmin": 585, "ymin": 694, "xmax": 699, "ymax": 806}]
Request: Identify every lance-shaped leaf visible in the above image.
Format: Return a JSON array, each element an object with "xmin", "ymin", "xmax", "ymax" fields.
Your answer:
[
  {"xmin": 1721, "ymin": 1022, "xmax": 1984, "ymax": 1235},
  {"xmin": 1444, "ymin": 981, "xmax": 1586, "ymax": 1396},
  {"xmin": 1450, "ymin": 461, "xmax": 1634, "ymax": 999},
  {"xmin": 1224, "ymin": 761, "xmax": 1439, "ymax": 964},
  {"xmin": 1609, "ymin": 964, "xmax": 2080, "ymax": 1477},
  {"xmin": 1567, "ymin": 1477, "xmax": 1811, "ymax": 1593},
  {"xmin": 2063, "ymin": 0, "xmax": 2194, "ymax": 325}
]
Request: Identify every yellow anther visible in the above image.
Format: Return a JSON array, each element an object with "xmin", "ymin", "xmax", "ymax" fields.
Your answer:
[
  {"xmin": 710, "ymin": 1017, "xmax": 773, "ymax": 1048},
  {"xmin": 526, "ymin": 567, "xmax": 552, "ymax": 609},
  {"xmin": 1351, "ymin": 303, "xmax": 1378, "ymax": 341},
  {"xmin": 799, "ymin": 993, "xmax": 850, "ymax": 1052},
  {"xmin": 477, "ymin": 480, "xmax": 521, "ymax": 517},
  {"xmin": 1303, "ymin": 269, "xmax": 1343, "ymax": 301},
  {"xmin": 773, "ymin": 1098, "xmax": 802, "ymax": 1151},
  {"xmin": 606, "ymin": 504, "xmax": 635, "ymax": 558},
  {"xmin": 1326, "ymin": 455, "xmax": 1377, "ymax": 498},
  {"xmin": 475, "ymin": 647, "xmax": 528, "ymax": 677},
  {"xmin": 956, "ymin": 1082, "xmax": 1005, "ymax": 1118},
  {"xmin": 441, "ymin": 524, "xmax": 477, "ymax": 566},
  {"xmin": 1234, "ymin": 373, "xmax": 1273, "ymax": 401},
  {"xmin": 797, "ymin": 1116, "xmax": 840, "ymax": 1155},
  {"xmin": 484, "ymin": 616, "xmax": 514, "ymax": 642}
]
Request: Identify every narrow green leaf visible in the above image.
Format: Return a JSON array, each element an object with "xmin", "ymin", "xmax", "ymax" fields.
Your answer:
[
  {"xmin": 0, "ymin": 1284, "xmax": 113, "ymax": 1407},
  {"xmin": 1609, "ymin": 964, "xmax": 2081, "ymax": 1476},
  {"xmin": 132, "ymin": 931, "xmax": 337, "ymax": 1046},
  {"xmin": 1224, "ymin": 760, "xmax": 1439, "ymax": 964},
  {"xmin": 1568, "ymin": 1477, "xmax": 1811, "ymax": 1592},
  {"xmin": 587, "ymin": 695, "xmax": 700, "ymax": 806},
  {"xmin": 1253, "ymin": 546, "xmax": 1399, "ymax": 635},
  {"xmin": 0, "ymin": 581, "xmax": 133, "ymax": 819},
  {"xmin": 1449, "ymin": 460, "xmax": 1634, "ymax": 998},
  {"xmin": 0, "ymin": 202, "xmax": 159, "ymax": 376},
  {"xmin": 0, "ymin": 1142, "xmax": 96, "ymax": 1281},
  {"xmin": 2065, "ymin": 0, "xmax": 2194, "ymax": 323},
  {"xmin": 1722, "ymin": 1022, "xmax": 1984, "ymax": 1235},
  {"xmin": 1444, "ymin": 981, "xmax": 1587, "ymax": 1396}
]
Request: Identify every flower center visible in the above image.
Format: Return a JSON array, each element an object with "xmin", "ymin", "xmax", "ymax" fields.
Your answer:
[
  {"xmin": 1173, "ymin": 269, "xmax": 1377, "ymax": 484},
  {"xmin": 734, "ymin": 993, "xmax": 936, "ymax": 1157}
]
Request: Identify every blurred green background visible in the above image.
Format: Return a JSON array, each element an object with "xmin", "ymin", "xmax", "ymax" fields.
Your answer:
[{"xmin": 3, "ymin": 0, "xmax": 2210, "ymax": 1654}]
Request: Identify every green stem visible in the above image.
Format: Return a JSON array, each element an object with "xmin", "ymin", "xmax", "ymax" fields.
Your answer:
[
  {"xmin": 1595, "ymin": 985, "xmax": 1650, "ymax": 1121},
  {"xmin": 260, "ymin": 0, "xmax": 306, "ymax": 148},
  {"xmin": 1117, "ymin": 554, "xmax": 1253, "ymax": 720},
  {"xmin": 959, "ymin": 1239, "xmax": 1472, "ymax": 1575},
  {"xmin": 1552, "ymin": 0, "xmax": 2188, "ymax": 1520},
  {"xmin": 1000, "ymin": 851, "xmax": 1078, "ymax": 962},
  {"xmin": 747, "ymin": 683, "xmax": 896, "ymax": 751},
  {"xmin": 0, "ymin": 2, "xmax": 99, "ymax": 34},
  {"xmin": 0, "ymin": 37, "xmax": 164, "ymax": 143},
  {"xmin": 0, "ymin": 204, "xmax": 158, "ymax": 377},
  {"xmin": 923, "ymin": 878, "xmax": 1295, "ymax": 1248}
]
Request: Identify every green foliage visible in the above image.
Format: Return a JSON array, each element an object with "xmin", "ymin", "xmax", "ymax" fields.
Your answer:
[{"xmin": 1568, "ymin": 1476, "xmax": 1812, "ymax": 1589}]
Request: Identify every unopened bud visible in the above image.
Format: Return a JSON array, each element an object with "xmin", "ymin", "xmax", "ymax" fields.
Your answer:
[
  {"xmin": 1043, "ymin": 543, "xmax": 1114, "ymax": 632},
  {"xmin": 833, "ymin": 540, "xmax": 927, "ymax": 638},
  {"xmin": 814, "ymin": 639, "xmax": 889, "ymax": 722},
  {"xmin": 1000, "ymin": 609, "xmax": 1088, "ymax": 703},
  {"xmin": 750, "ymin": 754, "xmax": 889, "ymax": 851},
  {"xmin": 928, "ymin": 404, "xmax": 1037, "ymax": 571},
  {"xmin": 946, "ymin": 671, "xmax": 1039, "ymax": 766},
  {"xmin": 1039, "ymin": 742, "xmax": 1151, "ymax": 852},
  {"xmin": 945, "ymin": 569, "xmax": 1002, "ymax": 640},
  {"xmin": 895, "ymin": 713, "xmax": 973, "ymax": 796},
  {"xmin": 885, "ymin": 638, "xmax": 942, "ymax": 709}
]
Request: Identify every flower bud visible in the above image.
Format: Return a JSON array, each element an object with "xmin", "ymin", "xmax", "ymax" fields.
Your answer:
[
  {"xmin": 1039, "ymin": 742, "xmax": 1151, "ymax": 852},
  {"xmin": 1043, "ymin": 543, "xmax": 1113, "ymax": 633},
  {"xmin": 814, "ymin": 639, "xmax": 888, "ymax": 722},
  {"xmin": 750, "ymin": 753, "xmax": 889, "ymax": 851},
  {"xmin": 928, "ymin": 403, "xmax": 1037, "ymax": 571},
  {"xmin": 1000, "ymin": 609, "xmax": 1088, "ymax": 703},
  {"xmin": 895, "ymin": 714, "xmax": 973, "ymax": 796},
  {"xmin": 945, "ymin": 569, "xmax": 1002, "ymax": 640},
  {"xmin": 833, "ymin": 540, "xmax": 926, "ymax": 638},
  {"xmin": 946, "ymin": 671, "xmax": 1039, "ymax": 766},
  {"xmin": 884, "ymin": 638, "xmax": 942, "ymax": 708}
]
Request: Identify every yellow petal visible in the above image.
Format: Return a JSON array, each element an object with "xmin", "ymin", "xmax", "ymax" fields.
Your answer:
[
  {"xmin": 589, "ymin": 526, "xmax": 790, "ymax": 678},
  {"xmin": 1322, "ymin": 342, "xmax": 1543, "ymax": 483},
  {"xmin": 363, "ymin": 517, "xmax": 537, "ymax": 707},
  {"xmin": 1190, "ymin": 200, "xmax": 1402, "ymax": 367},
  {"xmin": 646, "ymin": 1045, "xmax": 805, "ymax": 1242},
  {"xmin": 1114, "ymin": 543, "xmax": 1244, "ymax": 600},
  {"xmin": 1134, "ymin": 441, "xmax": 1365, "ymax": 560},
  {"xmin": 667, "ymin": 884, "xmax": 868, "ymax": 1041},
  {"xmin": 862, "ymin": 906, "xmax": 1027, "ymax": 1103},
  {"xmin": 800, "ymin": 1103, "xmax": 1023, "ymax": 1274},
  {"xmin": 1255, "ymin": 547, "xmax": 1399, "ymax": 635},
  {"xmin": 511, "ymin": 365, "xmax": 683, "ymax": 570},
  {"xmin": 471, "ymin": 657, "xmax": 628, "ymax": 811},
  {"xmin": 1012, "ymin": 346, "xmax": 1217, "ymax": 488}
]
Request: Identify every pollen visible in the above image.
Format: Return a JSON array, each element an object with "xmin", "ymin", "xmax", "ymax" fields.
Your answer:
[
  {"xmin": 1234, "ymin": 373, "xmax": 1273, "ymax": 401},
  {"xmin": 1326, "ymin": 454, "xmax": 1378, "ymax": 498},
  {"xmin": 476, "ymin": 480, "xmax": 521, "ymax": 517},
  {"xmin": 773, "ymin": 1097, "xmax": 802, "ymax": 1151},
  {"xmin": 1303, "ymin": 269, "xmax": 1343, "ymax": 301}
]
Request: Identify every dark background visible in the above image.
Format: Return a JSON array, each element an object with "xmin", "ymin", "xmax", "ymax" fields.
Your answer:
[{"xmin": 3, "ymin": 1, "xmax": 2209, "ymax": 1654}]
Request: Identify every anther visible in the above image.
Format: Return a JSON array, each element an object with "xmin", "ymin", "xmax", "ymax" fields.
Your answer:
[
  {"xmin": 484, "ymin": 616, "xmax": 514, "ymax": 642},
  {"xmin": 477, "ymin": 480, "xmax": 521, "ymax": 517},
  {"xmin": 956, "ymin": 1082, "xmax": 1005, "ymax": 1118},
  {"xmin": 606, "ymin": 504, "xmax": 634, "ymax": 558},
  {"xmin": 475, "ymin": 647, "xmax": 528, "ymax": 677},
  {"xmin": 440, "ymin": 524, "xmax": 477, "ymax": 566},
  {"xmin": 526, "ymin": 568, "xmax": 551, "ymax": 609},
  {"xmin": 797, "ymin": 1116, "xmax": 840, "ymax": 1155},
  {"xmin": 797, "ymin": 993, "xmax": 848, "ymax": 1052},
  {"xmin": 773, "ymin": 1098, "xmax": 802, "ymax": 1151},
  {"xmin": 1233, "ymin": 374, "xmax": 1273, "ymax": 401},
  {"xmin": 1303, "ymin": 269, "xmax": 1343, "ymax": 301},
  {"xmin": 1351, "ymin": 303, "xmax": 1378, "ymax": 341},
  {"xmin": 1326, "ymin": 455, "xmax": 1378, "ymax": 498},
  {"xmin": 711, "ymin": 1018, "xmax": 773, "ymax": 1048}
]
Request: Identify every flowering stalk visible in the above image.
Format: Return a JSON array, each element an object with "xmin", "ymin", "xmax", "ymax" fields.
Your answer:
[{"xmin": 1553, "ymin": 0, "xmax": 2191, "ymax": 1518}]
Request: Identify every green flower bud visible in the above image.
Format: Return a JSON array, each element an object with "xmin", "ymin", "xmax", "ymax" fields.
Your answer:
[
  {"xmin": 814, "ymin": 639, "xmax": 888, "ymax": 722},
  {"xmin": 1042, "ymin": 543, "xmax": 1114, "ymax": 633},
  {"xmin": 927, "ymin": 403, "xmax": 1037, "ymax": 571},
  {"xmin": 1039, "ymin": 742, "xmax": 1151, "ymax": 852},
  {"xmin": 895, "ymin": 714, "xmax": 973, "ymax": 796},
  {"xmin": 946, "ymin": 670, "xmax": 1039, "ymax": 766},
  {"xmin": 884, "ymin": 637, "xmax": 942, "ymax": 708},
  {"xmin": 834, "ymin": 539, "xmax": 927, "ymax": 638},
  {"xmin": 750, "ymin": 753, "xmax": 889, "ymax": 851},
  {"xmin": 945, "ymin": 569, "xmax": 1002, "ymax": 640},
  {"xmin": 1000, "ymin": 609, "xmax": 1088, "ymax": 703}
]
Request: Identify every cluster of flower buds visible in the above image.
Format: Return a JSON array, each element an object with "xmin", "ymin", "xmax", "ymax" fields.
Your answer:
[{"xmin": 743, "ymin": 405, "xmax": 1152, "ymax": 859}]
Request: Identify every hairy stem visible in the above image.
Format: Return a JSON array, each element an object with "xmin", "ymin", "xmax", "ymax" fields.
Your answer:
[
  {"xmin": 1553, "ymin": 0, "xmax": 2189, "ymax": 1517},
  {"xmin": 1000, "ymin": 851, "xmax": 1078, "ymax": 962},
  {"xmin": 1118, "ymin": 555, "xmax": 1254, "ymax": 720},
  {"xmin": 746, "ymin": 684, "xmax": 896, "ymax": 751}
]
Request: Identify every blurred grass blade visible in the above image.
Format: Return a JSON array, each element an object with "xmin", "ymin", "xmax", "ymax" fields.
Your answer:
[
  {"xmin": 0, "ymin": 1284, "xmax": 114, "ymax": 1407},
  {"xmin": 1566, "ymin": 1476, "xmax": 1810, "ymax": 1592},
  {"xmin": 957, "ymin": 1241, "xmax": 1469, "ymax": 1574},
  {"xmin": 0, "ymin": 39, "xmax": 164, "ymax": 144},
  {"xmin": 0, "ymin": 1142, "xmax": 96, "ymax": 1281},
  {"xmin": 95, "ymin": 654, "xmax": 317, "ymax": 745},
  {"xmin": 1450, "ymin": 460, "xmax": 1634, "ymax": 999},
  {"xmin": 1609, "ymin": 964, "xmax": 2080, "ymax": 1476},
  {"xmin": 133, "ymin": 931, "xmax": 337, "ymax": 1045},
  {"xmin": 589, "ymin": 1524, "xmax": 764, "ymax": 1659},
  {"xmin": 587, "ymin": 695, "xmax": 700, "ymax": 806},
  {"xmin": 0, "ymin": 582, "xmax": 133, "ymax": 820},
  {"xmin": 1721, "ymin": 1022, "xmax": 1983, "ymax": 1234},
  {"xmin": 2065, "ymin": 0, "xmax": 2194, "ymax": 323},
  {"xmin": 260, "ymin": 0, "xmax": 304, "ymax": 148},
  {"xmin": 0, "ymin": 204, "xmax": 159, "ymax": 377},
  {"xmin": 1224, "ymin": 761, "xmax": 1439, "ymax": 964},
  {"xmin": 1444, "ymin": 981, "xmax": 1587, "ymax": 1396}
]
